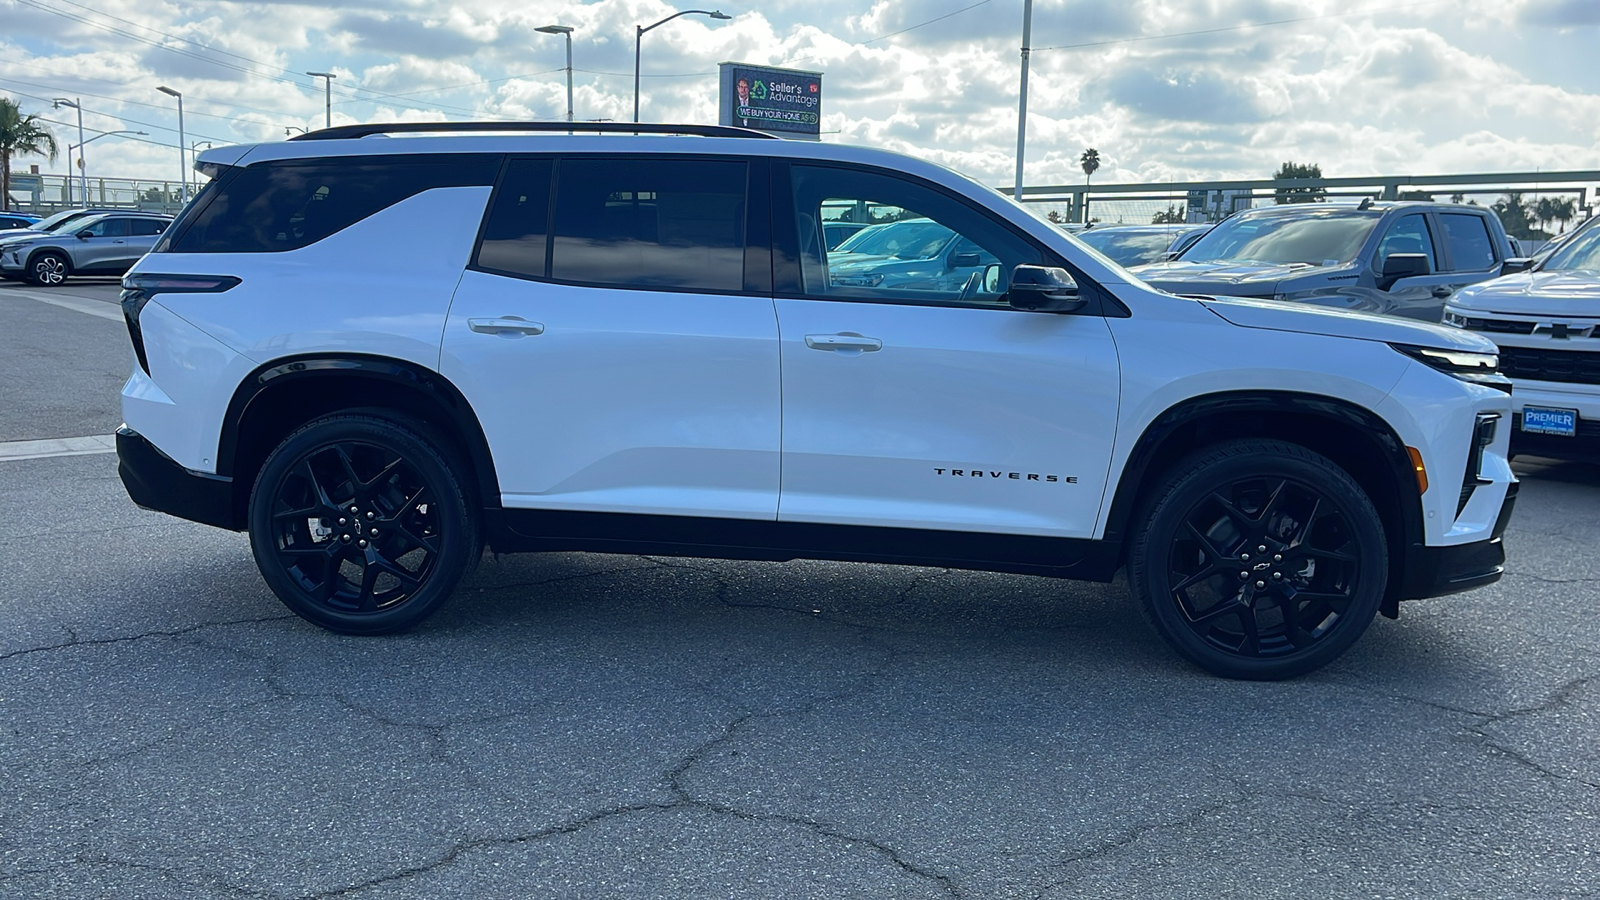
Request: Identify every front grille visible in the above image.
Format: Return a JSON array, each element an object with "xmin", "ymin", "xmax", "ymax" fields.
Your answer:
[
  {"xmin": 1499, "ymin": 346, "xmax": 1600, "ymax": 385},
  {"xmin": 1461, "ymin": 316, "xmax": 1536, "ymax": 335}
]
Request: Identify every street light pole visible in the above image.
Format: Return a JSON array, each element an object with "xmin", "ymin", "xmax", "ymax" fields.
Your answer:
[
  {"xmin": 633, "ymin": 9, "xmax": 732, "ymax": 124},
  {"xmin": 156, "ymin": 86, "xmax": 186, "ymax": 202},
  {"xmin": 63, "ymin": 129, "xmax": 148, "ymax": 204},
  {"xmin": 307, "ymin": 72, "xmax": 336, "ymax": 129},
  {"xmin": 51, "ymin": 98, "xmax": 86, "ymax": 206},
  {"xmin": 1013, "ymin": 0, "xmax": 1032, "ymax": 202},
  {"xmin": 535, "ymin": 26, "xmax": 575, "ymax": 123}
]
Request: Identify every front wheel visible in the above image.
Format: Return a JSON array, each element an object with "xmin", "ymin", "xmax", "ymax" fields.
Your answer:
[
  {"xmin": 27, "ymin": 252, "xmax": 69, "ymax": 286},
  {"xmin": 248, "ymin": 413, "xmax": 480, "ymax": 634},
  {"xmin": 1128, "ymin": 440, "xmax": 1387, "ymax": 680}
]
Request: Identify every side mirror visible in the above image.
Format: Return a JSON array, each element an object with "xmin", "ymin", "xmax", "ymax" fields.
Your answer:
[
  {"xmin": 1378, "ymin": 252, "xmax": 1429, "ymax": 289},
  {"xmin": 982, "ymin": 264, "xmax": 1002, "ymax": 294},
  {"xmin": 950, "ymin": 251, "xmax": 982, "ymax": 268},
  {"xmin": 76, "ymin": 229, "xmax": 94, "ymax": 240},
  {"xmin": 1500, "ymin": 257, "xmax": 1534, "ymax": 275},
  {"xmin": 1007, "ymin": 264, "xmax": 1086, "ymax": 313}
]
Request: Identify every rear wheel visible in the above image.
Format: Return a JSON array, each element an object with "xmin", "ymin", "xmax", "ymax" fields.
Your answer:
[
  {"xmin": 1128, "ymin": 440, "xmax": 1386, "ymax": 680},
  {"xmin": 248, "ymin": 413, "xmax": 479, "ymax": 634},
  {"xmin": 27, "ymin": 252, "xmax": 69, "ymax": 286}
]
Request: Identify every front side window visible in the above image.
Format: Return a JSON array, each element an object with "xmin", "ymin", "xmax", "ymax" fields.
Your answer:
[
  {"xmin": 1439, "ymin": 213, "xmax": 1498, "ymax": 271},
  {"xmin": 1181, "ymin": 210, "xmax": 1381, "ymax": 267},
  {"xmin": 547, "ymin": 157, "xmax": 747, "ymax": 292},
  {"xmin": 79, "ymin": 217, "xmax": 131, "ymax": 238},
  {"xmin": 788, "ymin": 164, "xmax": 1039, "ymax": 306},
  {"xmin": 169, "ymin": 154, "xmax": 500, "ymax": 253},
  {"xmin": 1374, "ymin": 214, "xmax": 1435, "ymax": 272}
]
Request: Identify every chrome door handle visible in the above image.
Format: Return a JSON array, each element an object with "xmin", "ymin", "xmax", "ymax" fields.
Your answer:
[
  {"xmin": 469, "ymin": 316, "xmax": 545, "ymax": 336},
  {"xmin": 804, "ymin": 333, "xmax": 882, "ymax": 352}
]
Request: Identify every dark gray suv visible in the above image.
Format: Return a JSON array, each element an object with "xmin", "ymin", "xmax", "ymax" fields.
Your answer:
[{"xmin": 1130, "ymin": 201, "xmax": 1516, "ymax": 320}]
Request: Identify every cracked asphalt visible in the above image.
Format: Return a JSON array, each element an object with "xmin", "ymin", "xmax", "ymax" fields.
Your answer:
[{"xmin": 2, "ymin": 282, "xmax": 1597, "ymax": 898}]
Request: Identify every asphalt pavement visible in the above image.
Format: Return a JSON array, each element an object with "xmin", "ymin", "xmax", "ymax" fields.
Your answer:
[{"xmin": 1, "ymin": 280, "xmax": 1596, "ymax": 898}]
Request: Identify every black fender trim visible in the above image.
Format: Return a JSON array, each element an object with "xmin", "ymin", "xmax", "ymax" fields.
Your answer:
[{"xmin": 217, "ymin": 354, "xmax": 501, "ymax": 523}]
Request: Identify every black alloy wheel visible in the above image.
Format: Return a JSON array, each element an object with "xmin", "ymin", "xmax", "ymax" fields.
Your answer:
[
  {"xmin": 1130, "ymin": 440, "xmax": 1386, "ymax": 680},
  {"xmin": 28, "ymin": 252, "xmax": 69, "ymax": 286},
  {"xmin": 249, "ymin": 413, "xmax": 479, "ymax": 634}
]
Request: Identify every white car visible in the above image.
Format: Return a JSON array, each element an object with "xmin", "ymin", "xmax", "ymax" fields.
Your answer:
[
  {"xmin": 116, "ymin": 122, "xmax": 1516, "ymax": 679},
  {"xmin": 1445, "ymin": 215, "xmax": 1600, "ymax": 456}
]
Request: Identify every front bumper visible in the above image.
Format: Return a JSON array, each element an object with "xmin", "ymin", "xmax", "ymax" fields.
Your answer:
[
  {"xmin": 116, "ymin": 426, "xmax": 238, "ymax": 530},
  {"xmin": 1400, "ymin": 481, "xmax": 1517, "ymax": 600}
]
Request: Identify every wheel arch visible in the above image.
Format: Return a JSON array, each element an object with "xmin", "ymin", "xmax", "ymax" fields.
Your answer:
[
  {"xmin": 217, "ymin": 353, "xmax": 501, "ymax": 531},
  {"xmin": 1103, "ymin": 390, "xmax": 1424, "ymax": 617},
  {"xmin": 25, "ymin": 246, "xmax": 72, "ymax": 279}
]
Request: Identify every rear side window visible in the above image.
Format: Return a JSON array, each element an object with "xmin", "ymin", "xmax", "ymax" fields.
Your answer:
[
  {"xmin": 129, "ymin": 219, "xmax": 168, "ymax": 236},
  {"xmin": 548, "ymin": 157, "xmax": 747, "ymax": 292},
  {"xmin": 170, "ymin": 154, "xmax": 499, "ymax": 253},
  {"xmin": 474, "ymin": 158, "xmax": 553, "ymax": 279},
  {"xmin": 1439, "ymin": 214, "xmax": 1498, "ymax": 271}
]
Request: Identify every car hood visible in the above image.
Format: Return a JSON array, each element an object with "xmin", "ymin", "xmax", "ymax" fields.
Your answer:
[
  {"xmin": 1129, "ymin": 259, "xmax": 1325, "ymax": 296},
  {"xmin": 1450, "ymin": 270, "xmax": 1600, "ymax": 317},
  {"xmin": 0, "ymin": 229, "xmax": 50, "ymax": 246},
  {"xmin": 1200, "ymin": 295, "xmax": 1497, "ymax": 353}
]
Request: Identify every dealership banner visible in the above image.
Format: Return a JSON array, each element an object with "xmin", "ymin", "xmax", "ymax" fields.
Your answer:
[{"xmin": 719, "ymin": 63, "xmax": 823, "ymax": 140}]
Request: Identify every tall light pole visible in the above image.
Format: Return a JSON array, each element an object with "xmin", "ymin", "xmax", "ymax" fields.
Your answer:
[
  {"xmin": 634, "ymin": 9, "xmax": 731, "ymax": 124},
  {"xmin": 156, "ymin": 86, "xmax": 186, "ymax": 202},
  {"xmin": 1013, "ymin": 0, "xmax": 1032, "ymax": 202},
  {"xmin": 66, "ymin": 130, "xmax": 147, "ymax": 205},
  {"xmin": 307, "ymin": 72, "xmax": 336, "ymax": 129},
  {"xmin": 51, "ymin": 98, "xmax": 86, "ymax": 206},
  {"xmin": 536, "ymin": 26, "xmax": 575, "ymax": 123}
]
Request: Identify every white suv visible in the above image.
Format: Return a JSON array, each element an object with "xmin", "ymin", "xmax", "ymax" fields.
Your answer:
[{"xmin": 115, "ymin": 122, "xmax": 1517, "ymax": 679}]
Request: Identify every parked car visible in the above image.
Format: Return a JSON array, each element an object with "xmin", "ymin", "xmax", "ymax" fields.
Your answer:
[
  {"xmin": 1443, "ymin": 214, "xmax": 1600, "ymax": 457},
  {"xmin": 824, "ymin": 216, "xmax": 1000, "ymax": 292},
  {"xmin": 116, "ymin": 121, "xmax": 1514, "ymax": 680},
  {"xmin": 0, "ymin": 212, "xmax": 172, "ymax": 285},
  {"xmin": 1075, "ymin": 223, "xmax": 1211, "ymax": 267},
  {"xmin": 0, "ymin": 208, "xmax": 139, "ymax": 279},
  {"xmin": 0, "ymin": 212, "xmax": 41, "ymax": 231},
  {"xmin": 1130, "ymin": 201, "xmax": 1517, "ymax": 320},
  {"xmin": 822, "ymin": 220, "xmax": 868, "ymax": 250}
]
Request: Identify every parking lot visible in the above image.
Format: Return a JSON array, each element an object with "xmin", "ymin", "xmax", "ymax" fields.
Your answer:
[{"xmin": 1, "ymin": 280, "xmax": 1596, "ymax": 898}]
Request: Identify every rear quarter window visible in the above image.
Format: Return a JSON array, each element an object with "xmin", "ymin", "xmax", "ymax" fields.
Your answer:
[{"xmin": 169, "ymin": 154, "xmax": 500, "ymax": 253}]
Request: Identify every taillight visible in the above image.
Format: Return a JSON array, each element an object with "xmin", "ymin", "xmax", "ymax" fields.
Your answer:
[{"xmin": 120, "ymin": 273, "xmax": 241, "ymax": 375}]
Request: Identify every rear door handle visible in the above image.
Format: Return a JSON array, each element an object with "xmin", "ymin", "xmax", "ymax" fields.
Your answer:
[
  {"xmin": 468, "ymin": 316, "xmax": 545, "ymax": 336},
  {"xmin": 804, "ymin": 332, "xmax": 882, "ymax": 352}
]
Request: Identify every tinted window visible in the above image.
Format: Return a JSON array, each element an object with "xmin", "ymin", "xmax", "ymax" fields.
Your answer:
[
  {"xmin": 789, "ymin": 164, "xmax": 1039, "ymax": 306},
  {"xmin": 1375, "ymin": 214, "xmax": 1435, "ymax": 272},
  {"xmin": 171, "ymin": 154, "xmax": 500, "ymax": 253},
  {"xmin": 0, "ymin": 216, "xmax": 30, "ymax": 229},
  {"xmin": 549, "ymin": 157, "xmax": 747, "ymax": 292},
  {"xmin": 128, "ymin": 218, "xmax": 168, "ymax": 237},
  {"xmin": 1439, "ymin": 213, "xmax": 1498, "ymax": 271},
  {"xmin": 475, "ymin": 158, "xmax": 553, "ymax": 279},
  {"xmin": 80, "ymin": 218, "xmax": 131, "ymax": 237},
  {"xmin": 1543, "ymin": 222, "xmax": 1600, "ymax": 272},
  {"xmin": 1182, "ymin": 210, "xmax": 1380, "ymax": 266}
]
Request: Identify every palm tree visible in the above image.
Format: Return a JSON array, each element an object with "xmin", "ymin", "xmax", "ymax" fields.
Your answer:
[
  {"xmin": 0, "ymin": 98, "xmax": 58, "ymax": 212},
  {"xmin": 1080, "ymin": 148, "xmax": 1100, "ymax": 185},
  {"xmin": 1551, "ymin": 197, "xmax": 1577, "ymax": 233}
]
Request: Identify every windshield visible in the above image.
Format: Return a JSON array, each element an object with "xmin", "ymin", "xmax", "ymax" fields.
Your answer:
[
  {"xmin": 1077, "ymin": 230, "xmax": 1177, "ymax": 266},
  {"xmin": 1180, "ymin": 210, "xmax": 1381, "ymax": 266},
  {"xmin": 1541, "ymin": 222, "xmax": 1600, "ymax": 272},
  {"xmin": 834, "ymin": 220, "xmax": 954, "ymax": 259},
  {"xmin": 30, "ymin": 210, "xmax": 88, "ymax": 232}
]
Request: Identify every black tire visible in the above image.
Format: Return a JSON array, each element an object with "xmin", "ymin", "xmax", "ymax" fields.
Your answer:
[
  {"xmin": 1128, "ymin": 439, "xmax": 1387, "ymax": 680},
  {"xmin": 248, "ymin": 412, "xmax": 480, "ymax": 634},
  {"xmin": 26, "ymin": 252, "xmax": 69, "ymax": 286}
]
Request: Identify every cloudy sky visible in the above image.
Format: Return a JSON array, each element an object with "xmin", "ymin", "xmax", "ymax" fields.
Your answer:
[{"xmin": 2, "ymin": 0, "xmax": 1597, "ymax": 191}]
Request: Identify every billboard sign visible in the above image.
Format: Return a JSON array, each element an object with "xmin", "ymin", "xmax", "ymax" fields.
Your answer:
[{"xmin": 719, "ymin": 63, "xmax": 822, "ymax": 140}]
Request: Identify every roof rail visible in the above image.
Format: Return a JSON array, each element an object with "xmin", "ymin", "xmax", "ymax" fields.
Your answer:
[{"xmin": 288, "ymin": 121, "xmax": 780, "ymax": 142}]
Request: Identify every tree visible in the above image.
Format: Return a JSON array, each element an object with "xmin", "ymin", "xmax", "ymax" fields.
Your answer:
[
  {"xmin": 0, "ymin": 97, "xmax": 58, "ymax": 212},
  {"xmin": 1151, "ymin": 203, "xmax": 1186, "ymax": 224},
  {"xmin": 1046, "ymin": 210, "xmax": 1062, "ymax": 224},
  {"xmin": 1399, "ymin": 190, "xmax": 1433, "ymax": 201},
  {"xmin": 1079, "ymin": 148, "xmax": 1100, "ymax": 185},
  {"xmin": 1272, "ymin": 161, "xmax": 1326, "ymax": 204},
  {"xmin": 1550, "ymin": 196, "xmax": 1577, "ymax": 233},
  {"xmin": 1491, "ymin": 193, "xmax": 1549, "ymax": 242}
]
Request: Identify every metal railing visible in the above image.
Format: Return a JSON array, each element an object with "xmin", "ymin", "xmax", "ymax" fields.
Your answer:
[{"xmin": 4, "ymin": 172, "xmax": 188, "ymax": 215}]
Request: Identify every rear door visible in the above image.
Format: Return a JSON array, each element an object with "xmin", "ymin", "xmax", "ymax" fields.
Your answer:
[
  {"xmin": 441, "ymin": 154, "xmax": 782, "ymax": 520},
  {"xmin": 120, "ymin": 218, "xmax": 169, "ymax": 271}
]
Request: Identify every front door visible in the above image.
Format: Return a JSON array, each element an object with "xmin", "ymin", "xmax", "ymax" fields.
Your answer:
[
  {"xmin": 441, "ymin": 155, "xmax": 781, "ymax": 520},
  {"xmin": 71, "ymin": 216, "xmax": 132, "ymax": 273},
  {"xmin": 773, "ymin": 163, "xmax": 1121, "ymax": 538}
]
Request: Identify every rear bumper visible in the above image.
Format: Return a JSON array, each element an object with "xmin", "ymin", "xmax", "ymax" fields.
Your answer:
[
  {"xmin": 1400, "ymin": 481, "xmax": 1517, "ymax": 600},
  {"xmin": 116, "ymin": 426, "xmax": 238, "ymax": 530}
]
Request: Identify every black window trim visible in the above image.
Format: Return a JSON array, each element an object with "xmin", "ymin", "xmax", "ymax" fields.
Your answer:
[
  {"xmin": 770, "ymin": 159, "xmax": 1127, "ymax": 317},
  {"xmin": 467, "ymin": 152, "xmax": 773, "ymax": 298}
]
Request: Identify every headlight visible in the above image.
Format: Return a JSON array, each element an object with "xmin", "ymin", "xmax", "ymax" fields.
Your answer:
[
  {"xmin": 1441, "ymin": 309, "xmax": 1467, "ymax": 327},
  {"xmin": 1391, "ymin": 343, "xmax": 1511, "ymax": 393}
]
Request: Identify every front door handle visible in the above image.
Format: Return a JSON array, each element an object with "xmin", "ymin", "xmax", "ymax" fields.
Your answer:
[
  {"xmin": 1431, "ymin": 287, "xmax": 1454, "ymax": 299},
  {"xmin": 804, "ymin": 332, "xmax": 883, "ymax": 352},
  {"xmin": 469, "ymin": 316, "xmax": 545, "ymax": 336}
]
